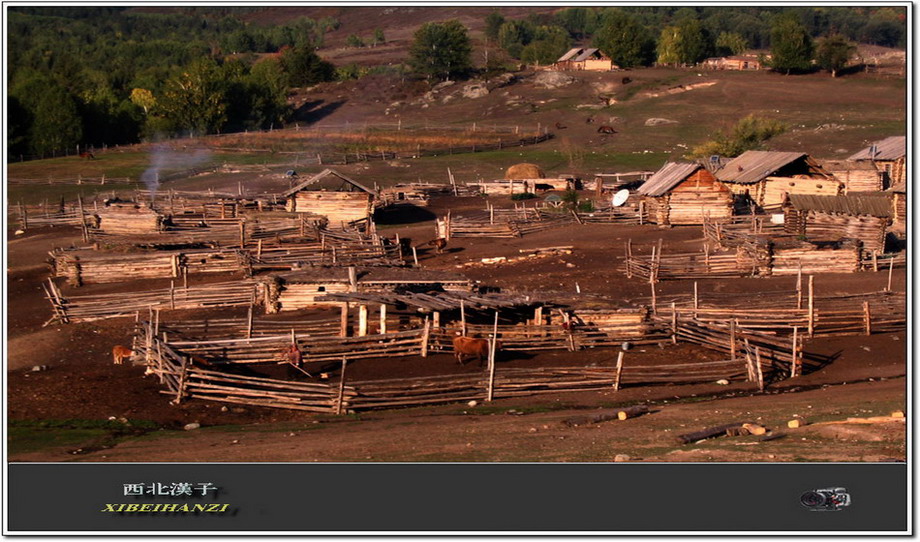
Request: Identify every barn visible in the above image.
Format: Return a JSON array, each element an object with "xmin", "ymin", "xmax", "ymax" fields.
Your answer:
[
  {"xmin": 637, "ymin": 162, "xmax": 733, "ymax": 225},
  {"xmin": 552, "ymin": 48, "xmax": 616, "ymax": 71},
  {"xmin": 282, "ymin": 169, "xmax": 376, "ymax": 226},
  {"xmin": 782, "ymin": 193, "xmax": 892, "ymax": 253},
  {"xmin": 820, "ymin": 159, "xmax": 884, "ymax": 193},
  {"xmin": 849, "ymin": 135, "xmax": 906, "ymax": 189},
  {"xmin": 715, "ymin": 151, "xmax": 839, "ymax": 208}
]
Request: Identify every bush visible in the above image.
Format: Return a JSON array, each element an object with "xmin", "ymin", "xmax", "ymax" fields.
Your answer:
[
  {"xmin": 577, "ymin": 200, "xmax": 595, "ymax": 213},
  {"xmin": 511, "ymin": 192, "xmax": 537, "ymax": 200}
]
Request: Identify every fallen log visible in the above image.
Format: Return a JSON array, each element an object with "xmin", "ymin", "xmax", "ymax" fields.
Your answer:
[
  {"xmin": 676, "ymin": 422, "xmax": 754, "ymax": 444},
  {"xmin": 617, "ymin": 404, "xmax": 650, "ymax": 420}
]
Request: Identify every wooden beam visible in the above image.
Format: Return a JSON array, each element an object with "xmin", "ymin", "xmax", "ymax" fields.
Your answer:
[
  {"xmin": 358, "ymin": 304, "xmax": 368, "ymax": 337},
  {"xmin": 613, "ymin": 350, "xmax": 625, "ymax": 391}
]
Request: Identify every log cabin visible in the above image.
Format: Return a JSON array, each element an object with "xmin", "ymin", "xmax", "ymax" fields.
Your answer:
[
  {"xmin": 637, "ymin": 162, "xmax": 733, "ymax": 225},
  {"xmin": 887, "ymin": 180, "xmax": 906, "ymax": 228},
  {"xmin": 94, "ymin": 200, "xmax": 162, "ymax": 235},
  {"xmin": 782, "ymin": 193, "xmax": 892, "ymax": 253},
  {"xmin": 819, "ymin": 159, "xmax": 884, "ymax": 194},
  {"xmin": 849, "ymin": 135, "xmax": 906, "ymax": 189},
  {"xmin": 552, "ymin": 48, "xmax": 617, "ymax": 71},
  {"xmin": 282, "ymin": 169, "xmax": 376, "ymax": 227},
  {"xmin": 715, "ymin": 151, "xmax": 839, "ymax": 208}
]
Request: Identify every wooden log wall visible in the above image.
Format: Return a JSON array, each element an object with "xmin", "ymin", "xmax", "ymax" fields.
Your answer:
[
  {"xmin": 771, "ymin": 245, "xmax": 860, "ymax": 275},
  {"xmin": 803, "ymin": 212, "xmax": 888, "ymax": 253},
  {"xmin": 46, "ymin": 279, "xmax": 259, "ymax": 323}
]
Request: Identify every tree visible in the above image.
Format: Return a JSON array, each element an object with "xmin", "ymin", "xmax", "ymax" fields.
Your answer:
[
  {"xmin": 521, "ymin": 25, "xmax": 571, "ymax": 65},
  {"xmin": 373, "ymin": 28, "xmax": 385, "ymax": 46},
  {"xmin": 770, "ymin": 14, "xmax": 814, "ymax": 74},
  {"xmin": 345, "ymin": 34, "xmax": 364, "ymax": 48},
  {"xmin": 408, "ymin": 20, "xmax": 472, "ymax": 82},
  {"xmin": 280, "ymin": 46, "xmax": 336, "ymax": 87},
  {"xmin": 484, "ymin": 11, "xmax": 505, "ymax": 41},
  {"xmin": 815, "ymin": 34, "xmax": 856, "ymax": 77},
  {"xmin": 689, "ymin": 115, "xmax": 787, "ymax": 158},
  {"xmin": 555, "ymin": 7, "xmax": 598, "ymax": 39},
  {"xmin": 157, "ymin": 58, "xmax": 227, "ymax": 136},
  {"xmin": 716, "ymin": 32, "xmax": 748, "ymax": 56},
  {"xmin": 7, "ymin": 95, "xmax": 32, "ymax": 156},
  {"xmin": 656, "ymin": 18, "xmax": 711, "ymax": 66},
  {"xmin": 497, "ymin": 19, "xmax": 535, "ymax": 59},
  {"xmin": 31, "ymin": 82, "xmax": 83, "ymax": 155},
  {"xmin": 593, "ymin": 10, "xmax": 656, "ymax": 68},
  {"xmin": 130, "ymin": 88, "xmax": 156, "ymax": 115}
]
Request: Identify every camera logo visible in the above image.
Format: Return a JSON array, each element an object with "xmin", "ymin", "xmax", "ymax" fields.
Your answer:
[{"xmin": 800, "ymin": 487, "xmax": 851, "ymax": 511}]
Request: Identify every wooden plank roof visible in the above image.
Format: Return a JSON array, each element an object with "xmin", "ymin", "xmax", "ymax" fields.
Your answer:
[
  {"xmin": 274, "ymin": 267, "xmax": 470, "ymax": 285},
  {"xmin": 281, "ymin": 169, "xmax": 375, "ymax": 197},
  {"xmin": 637, "ymin": 162, "xmax": 702, "ymax": 196},
  {"xmin": 715, "ymin": 151, "xmax": 810, "ymax": 184},
  {"xmin": 849, "ymin": 136, "xmax": 906, "ymax": 161},
  {"xmin": 315, "ymin": 290, "xmax": 536, "ymax": 311},
  {"xmin": 786, "ymin": 193, "xmax": 893, "ymax": 218},
  {"xmin": 557, "ymin": 47, "xmax": 604, "ymax": 62}
]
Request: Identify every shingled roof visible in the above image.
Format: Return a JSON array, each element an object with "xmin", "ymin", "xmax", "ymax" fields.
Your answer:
[
  {"xmin": 849, "ymin": 136, "xmax": 906, "ymax": 161},
  {"xmin": 715, "ymin": 151, "xmax": 809, "ymax": 184},
  {"xmin": 786, "ymin": 193, "xmax": 893, "ymax": 218},
  {"xmin": 637, "ymin": 162, "xmax": 703, "ymax": 196}
]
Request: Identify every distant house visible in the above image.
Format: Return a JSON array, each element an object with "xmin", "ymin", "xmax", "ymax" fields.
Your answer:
[
  {"xmin": 715, "ymin": 151, "xmax": 839, "ymax": 208},
  {"xmin": 553, "ymin": 48, "xmax": 616, "ymax": 71},
  {"xmin": 637, "ymin": 162, "xmax": 733, "ymax": 225},
  {"xmin": 849, "ymin": 136, "xmax": 906, "ymax": 189},
  {"xmin": 819, "ymin": 159, "xmax": 884, "ymax": 194},
  {"xmin": 702, "ymin": 54, "xmax": 765, "ymax": 71},
  {"xmin": 281, "ymin": 169, "xmax": 377, "ymax": 226}
]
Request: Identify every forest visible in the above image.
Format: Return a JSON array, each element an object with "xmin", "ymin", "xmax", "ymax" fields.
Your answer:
[{"xmin": 6, "ymin": 6, "xmax": 906, "ymax": 160}]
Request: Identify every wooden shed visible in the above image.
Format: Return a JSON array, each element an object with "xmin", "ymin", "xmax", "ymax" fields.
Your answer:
[
  {"xmin": 701, "ymin": 54, "xmax": 764, "ymax": 70},
  {"xmin": 715, "ymin": 151, "xmax": 839, "ymax": 208},
  {"xmin": 282, "ymin": 169, "xmax": 376, "ymax": 226},
  {"xmin": 637, "ymin": 162, "xmax": 733, "ymax": 225},
  {"xmin": 553, "ymin": 48, "xmax": 616, "ymax": 71},
  {"xmin": 782, "ymin": 193, "xmax": 891, "ymax": 253},
  {"xmin": 820, "ymin": 159, "xmax": 884, "ymax": 193},
  {"xmin": 94, "ymin": 201, "xmax": 162, "ymax": 235},
  {"xmin": 849, "ymin": 135, "xmax": 906, "ymax": 189}
]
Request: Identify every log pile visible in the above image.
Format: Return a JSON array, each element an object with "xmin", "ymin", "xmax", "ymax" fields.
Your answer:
[
  {"xmin": 770, "ymin": 244, "xmax": 860, "ymax": 275},
  {"xmin": 51, "ymin": 248, "xmax": 246, "ymax": 285}
]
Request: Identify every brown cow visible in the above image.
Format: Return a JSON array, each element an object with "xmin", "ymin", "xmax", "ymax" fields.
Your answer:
[
  {"xmin": 452, "ymin": 335, "xmax": 501, "ymax": 366},
  {"xmin": 112, "ymin": 345, "xmax": 133, "ymax": 365},
  {"xmin": 423, "ymin": 238, "xmax": 448, "ymax": 254}
]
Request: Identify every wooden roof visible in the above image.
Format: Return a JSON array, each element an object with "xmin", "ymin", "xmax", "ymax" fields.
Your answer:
[
  {"xmin": 637, "ymin": 162, "xmax": 703, "ymax": 196},
  {"xmin": 849, "ymin": 136, "xmax": 906, "ymax": 161},
  {"xmin": 274, "ymin": 267, "xmax": 470, "ymax": 285},
  {"xmin": 786, "ymin": 193, "xmax": 893, "ymax": 218},
  {"xmin": 819, "ymin": 159, "xmax": 879, "ymax": 172},
  {"xmin": 557, "ymin": 48, "xmax": 607, "ymax": 62},
  {"xmin": 316, "ymin": 290, "xmax": 535, "ymax": 312},
  {"xmin": 281, "ymin": 169, "xmax": 375, "ymax": 197},
  {"xmin": 716, "ymin": 151, "xmax": 820, "ymax": 184}
]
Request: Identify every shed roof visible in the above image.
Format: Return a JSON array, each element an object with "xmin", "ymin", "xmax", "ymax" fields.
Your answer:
[
  {"xmin": 316, "ymin": 290, "xmax": 535, "ymax": 312},
  {"xmin": 557, "ymin": 47, "xmax": 604, "ymax": 62},
  {"xmin": 849, "ymin": 136, "xmax": 906, "ymax": 161},
  {"xmin": 274, "ymin": 267, "xmax": 470, "ymax": 285},
  {"xmin": 637, "ymin": 162, "xmax": 702, "ymax": 196},
  {"xmin": 281, "ymin": 169, "xmax": 375, "ymax": 197},
  {"xmin": 786, "ymin": 193, "xmax": 893, "ymax": 218},
  {"xmin": 715, "ymin": 151, "xmax": 809, "ymax": 184},
  {"xmin": 819, "ymin": 159, "xmax": 879, "ymax": 172}
]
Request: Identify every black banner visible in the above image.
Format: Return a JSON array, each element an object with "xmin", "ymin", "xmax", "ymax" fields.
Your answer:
[{"xmin": 5, "ymin": 463, "xmax": 908, "ymax": 533}]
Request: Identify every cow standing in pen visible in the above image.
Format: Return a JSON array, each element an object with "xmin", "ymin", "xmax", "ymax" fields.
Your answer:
[{"xmin": 452, "ymin": 333, "xmax": 501, "ymax": 367}]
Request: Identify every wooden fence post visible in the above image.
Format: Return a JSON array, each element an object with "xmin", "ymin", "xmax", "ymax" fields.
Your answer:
[
  {"xmin": 379, "ymin": 304, "xmax": 387, "ymax": 334},
  {"xmin": 173, "ymin": 356, "xmax": 190, "ymax": 404},
  {"xmin": 340, "ymin": 302, "xmax": 349, "ymax": 337},
  {"xmin": 743, "ymin": 338, "xmax": 755, "ymax": 382},
  {"xmin": 460, "ymin": 300, "xmax": 467, "ymax": 335},
  {"xmin": 887, "ymin": 258, "xmax": 894, "ymax": 292},
  {"xmin": 671, "ymin": 303, "xmax": 678, "ymax": 344},
  {"xmin": 358, "ymin": 304, "xmax": 368, "ymax": 337},
  {"xmin": 246, "ymin": 304, "xmax": 254, "ymax": 339},
  {"xmin": 335, "ymin": 357, "xmax": 348, "ymax": 415},
  {"xmin": 693, "ymin": 281, "xmax": 699, "ymax": 319},
  {"xmin": 791, "ymin": 326, "xmax": 799, "ymax": 378},
  {"xmin": 412, "ymin": 246, "xmax": 419, "ymax": 267},
  {"xmin": 613, "ymin": 350, "xmax": 626, "ymax": 391},
  {"xmin": 421, "ymin": 317, "xmax": 430, "ymax": 358},
  {"xmin": 807, "ymin": 275, "xmax": 815, "ymax": 337},
  {"xmin": 730, "ymin": 319, "xmax": 737, "ymax": 362},
  {"xmin": 487, "ymin": 311, "xmax": 499, "ymax": 401},
  {"xmin": 863, "ymin": 301, "xmax": 871, "ymax": 335},
  {"xmin": 754, "ymin": 347, "xmax": 764, "ymax": 391}
]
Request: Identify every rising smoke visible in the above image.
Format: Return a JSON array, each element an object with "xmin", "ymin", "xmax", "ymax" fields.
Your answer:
[{"xmin": 140, "ymin": 144, "xmax": 212, "ymax": 204}]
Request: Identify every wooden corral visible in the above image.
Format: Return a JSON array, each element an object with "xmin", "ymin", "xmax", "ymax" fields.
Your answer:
[
  {"xmin": 51, "ymin": 247, "xmax": 246, "ymax": 286},
  {"xmin": 783, "ymin": 193, "xmax": 892, "ymax": 253},
  {"xmin": 471, "ymin": 179, "xmax": 533, "ymax": 195},
  {"xmin": 637, "ymin": 162, "xmax": 733, "ymax": 225},
  {"xmin": 701, "ymin": 54, "xmax": 765, "ymax": 70},
  {"xmin": 849, "ymin": 135, "xmax": 906, "ymax": 188},
  {"xmin": 262, "ymin": 267, "xmax": 474, "ymax": 312},
  {"xmin": 282, "ymin": 169, "xmax": 376, "ymax": 226},
  {"xmin": 592, "ymin": 171, "xmax": 654, "ymax": 195},
  {"xmin": 716, "ymin": 151, "xmax": 839, "ymax": 208},
  {"xmin": 820, "ymin": 159, "xmax": 883, "ymax": 193}
]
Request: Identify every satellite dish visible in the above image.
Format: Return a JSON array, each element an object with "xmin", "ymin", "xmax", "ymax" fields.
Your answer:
[{"xmin": 612, "ymin": 189, "xmax": 630, "ymax": 207}]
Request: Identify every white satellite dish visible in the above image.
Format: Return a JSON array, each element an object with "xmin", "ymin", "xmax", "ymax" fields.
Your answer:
[{"xmin": 612, "ymin": 189, "xmax": 630, "ymax": 207}]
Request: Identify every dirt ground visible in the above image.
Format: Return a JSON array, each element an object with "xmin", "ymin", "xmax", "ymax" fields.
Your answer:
[{"xmin": 5, "ymin": 194, "xmax": 907, "ymax": 462}]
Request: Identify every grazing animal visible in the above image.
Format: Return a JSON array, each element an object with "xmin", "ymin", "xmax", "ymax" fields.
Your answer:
[
  {"xmin": 112, "ymin": 345, "xmax": 133, "ymax": 365},
  {"xmin": 423, "ymin": 237, "xmax": 448, "ymax": 254},
  {"xmin": 597, "ymin": 125, "xmax": 617, "ymax": 134},
  {"xmin": 452, "ymin": 335, "xmax": 502, "ymax": 366},
  {"xmin": 79, "ymin": 151, "xmax": 95, "ymax": 160},
  {"xmin": 621, "ymin": 77, "xmax": 632, "ymax": 84},
  {"xmin": 555, "ymin": 121, "xmax": 567, "ymax": 130},
  {"xmin": 585, "ymin": 116, "xmax": 595, "ymax": 124}
]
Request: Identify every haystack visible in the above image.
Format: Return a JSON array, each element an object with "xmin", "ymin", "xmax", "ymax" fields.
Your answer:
[{"xmin": 505, "ymin": 163, "xmax": 545, "ymax": 180}]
